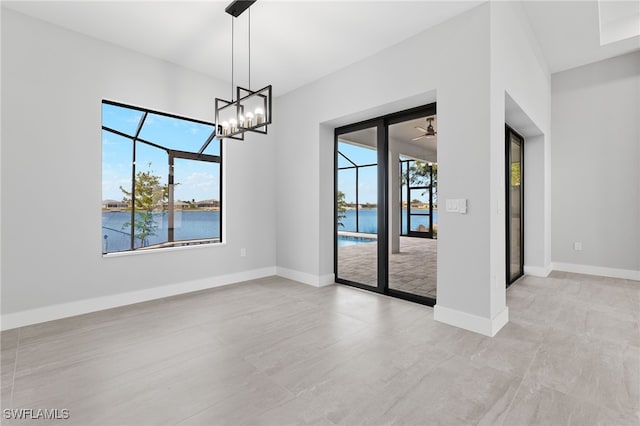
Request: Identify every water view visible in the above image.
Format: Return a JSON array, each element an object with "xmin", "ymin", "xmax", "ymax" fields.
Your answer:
[
  {"xmin": 102, "ymin": 211, "xmax": 220, "ymax": 253},
  {"xmin": 339, "ymin": 208, "xmax": 438, "ymax": 234}
]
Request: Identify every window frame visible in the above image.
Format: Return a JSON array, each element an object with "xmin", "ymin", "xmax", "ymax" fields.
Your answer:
[{"xmin": 101, "ymin": 100, "xmax": 223, "ymax": 255}]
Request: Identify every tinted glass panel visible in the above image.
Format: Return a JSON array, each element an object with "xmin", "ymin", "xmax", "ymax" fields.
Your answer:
[
  {"xmin": 139, "ymin": 113, "xmax": 216, "ymax": 153},
  {"xmin": 388, "ymin": 115, "xmax": 437, "ymax": 299},
  {"xmin": 102, "ymin": 103, "xmax": 144, "ymax": 136},
  {"xmin": 338, "ymin": 140, "xmax": 377, "ymax": 165},
  {"xmin": 337, "ymin": 168, "xmax": 356, "ymax": 232},
  {"xmin": 336, "ymin": 129, "xmax": 378, "ymax": 288},
  {"xmin": 338, "ymin": 152, "xmax": 354, "ymax": 169},
  {"xmin": 173, "ymin": 159, "xmax": 220, "ymax": 241},
  {"xmin": 102, "ymin": 131, "xmax": 133, "ymax": 253},
  {"xmin": 132, "ymin": 142, "xmax": 169, "ymax": 249},
  {"xmin": 509, "ymin": 135, "xmax": 523, "ymax": 281}
]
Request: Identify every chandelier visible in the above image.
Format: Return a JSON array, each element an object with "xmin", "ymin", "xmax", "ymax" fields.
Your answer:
[{"xmin": 215, "ymin": 0, "xmax": 272, "ymax": 141}]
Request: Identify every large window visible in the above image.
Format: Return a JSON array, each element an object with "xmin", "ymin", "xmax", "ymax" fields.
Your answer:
[{"xmin": 101, "ymin": 100, "xmax": 222, "ymax": 254}]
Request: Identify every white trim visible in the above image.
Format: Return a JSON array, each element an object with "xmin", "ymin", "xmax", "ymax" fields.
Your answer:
[
  {"xmin": 524, "ymin": 264, "xmax": 552, "ymax": 277},
  {"xmin": 318, "ymin": 273, "xmax": 336, "ymax": 287},
  {"xmin": 103, "ymin": 242, "xmax": 227, "ymax": 258},
  {"xmin": 276, "ymin": 267, "xmax": 335, "ymax": 288},
  {"xmin": 552, "ymin": 262, "xmax": 640, "ymax": 281},
  {"xmin": 1, "ymin": 267, "xmax": 277, "ymax": 331},
  {"xmin": 434, "ymin": 304, "xmax": 509, "ymax": 337}
]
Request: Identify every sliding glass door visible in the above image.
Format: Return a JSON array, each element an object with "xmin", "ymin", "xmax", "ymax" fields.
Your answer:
[
  {"xmin": 389, "ymin": 116, "xmax": 438, "ymax": 300},
  {"xmin": 334, "ymin": 104, "xmax": 437, "ymax": 305},
  {"xmin": 335, "ymin": 125, "xmax": 380, "ymax": 288}
]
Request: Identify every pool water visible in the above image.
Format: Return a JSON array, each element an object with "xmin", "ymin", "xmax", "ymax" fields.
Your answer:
[{"xmin": 337, "ymin": 235, "xmax": 377, "ymax": 248}]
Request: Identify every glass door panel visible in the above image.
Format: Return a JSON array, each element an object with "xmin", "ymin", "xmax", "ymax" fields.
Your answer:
[
  {"xmin": 506, "ymin": 127, "xmax": 524, "ymax": 284},
  {"xmin": 388, "ymin": 115, "xmax": 438, "ymax": 300},
  {"xmin": 336, "ymin": 127, "xmax": 378, "ymax": 288}
]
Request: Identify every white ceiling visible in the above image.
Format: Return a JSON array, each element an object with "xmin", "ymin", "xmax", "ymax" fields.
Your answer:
[
  {"xmin": 1, "ymin": 0, "xmax": 482, "ymax": 96},
  {"xmin": 3, "ymin": 1, "xmax": 638, "ymax": 94},
  {"xmin": 598, "ymin": 0, "xmax": 640, "ymax": 45},
  {"xmin": 521, "ymin": 0, "xmax": 640, "ymax": 73}
]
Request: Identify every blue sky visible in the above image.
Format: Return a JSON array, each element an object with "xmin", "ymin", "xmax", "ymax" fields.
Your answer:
[
  {"xmin": 102, "ymin": 104, "xmax": 220, "ymax": 202},
  {"xmin": 338, "ymin": 141, "xmax": 378, "ymax": 204}
]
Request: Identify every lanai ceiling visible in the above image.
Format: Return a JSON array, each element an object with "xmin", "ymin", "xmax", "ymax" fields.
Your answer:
[{"xmin": 338, "ymin": 116, "xmax": 438, "ymax": 164}]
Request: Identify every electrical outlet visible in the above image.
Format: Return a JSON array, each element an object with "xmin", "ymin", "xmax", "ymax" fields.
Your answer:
[
  {"xmin": 573, "ymin": 242, "xmax": 582, "ymax": 251},
  {"xmin": 240, "ymin": 248, "xmax": 246, "ymax": 257}
]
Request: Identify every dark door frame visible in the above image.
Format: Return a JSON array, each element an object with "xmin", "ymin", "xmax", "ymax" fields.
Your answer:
[
  {"xmin": 505, "ymin": 124, "xmax": 525, "ymax": 286},
  {"xmin": 334, "ymin": 103, "xmax": 437, "ymax": 306}
]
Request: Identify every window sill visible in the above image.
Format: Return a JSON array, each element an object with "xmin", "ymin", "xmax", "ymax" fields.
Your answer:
[{"xmin": 102, "ymin": 241, "xmax": 226, "ymax": 258}]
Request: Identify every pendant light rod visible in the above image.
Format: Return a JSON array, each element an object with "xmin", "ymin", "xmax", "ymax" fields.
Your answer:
[
  {"xmin": 248, "ymin": 7, "xmax": 251, "ymax": 89},
  {"xmin": 225, "ymin": 0, "xmax": 256, "ymax": 18},
  {"xmin": 231, "ymin": 17, "xmax": 234, "ymax": 102}
]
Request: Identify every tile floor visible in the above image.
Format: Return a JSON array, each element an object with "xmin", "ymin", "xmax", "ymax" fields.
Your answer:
[
  {"xmin": 338, "ymin": 236, "xmax": 437, "ymax": 298},
  {"xmin": 1, "ymin": 272, "xmax": 638, "ymax": 425}
]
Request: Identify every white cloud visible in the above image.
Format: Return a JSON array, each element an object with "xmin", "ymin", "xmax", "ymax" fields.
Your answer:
[{"xmin": 177, "ymin": 171, "xmax": 218, "ymax": 200}]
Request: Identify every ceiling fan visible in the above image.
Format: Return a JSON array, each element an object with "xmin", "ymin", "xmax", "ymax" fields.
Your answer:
[{"xmin": 412, "ymin": 117, "xmax": 437, "ymax": 141}]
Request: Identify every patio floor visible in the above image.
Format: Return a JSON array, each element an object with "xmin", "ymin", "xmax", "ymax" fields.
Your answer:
[{"xmin": 337, "ymin": 236, "xmax": 437, "ymax": 299}]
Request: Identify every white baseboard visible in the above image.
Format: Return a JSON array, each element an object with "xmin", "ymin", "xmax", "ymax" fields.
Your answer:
[
  {"xmin": 524, "ymin": 264, "xmax": 552, "ymax": 277},
  {"xmin": 1, "ymin": 266, "xmax": 277, "ymax": 331},
  {"xmin": 434, "ymin": 304, "xmax": 509, "ymax": 337},
  {"xmin": 276, "ymin": 267, "xmax": 335, "ymax": 288},
  {"xmin": 552, "ymin": 262, "xmax": 640, "ymax": 281},
  {"xmin": 318, "ymin": 273, "xmax": 336, "ymax": 287}
]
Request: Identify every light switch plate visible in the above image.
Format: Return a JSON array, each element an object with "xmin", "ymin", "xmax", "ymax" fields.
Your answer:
[
  {"xmin": 446, "ymin": 199, "xmax": 467, "ymax": 214},
  {"xmin": 458, "ymin": 199, "xmax": 467, "ymax": 214}
]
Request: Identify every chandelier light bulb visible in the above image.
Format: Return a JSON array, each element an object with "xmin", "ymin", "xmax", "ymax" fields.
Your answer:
[
  {"xmin": 246, "ymin": 111, "xmax": 254, "ymax": 127},
  {"xmin": 239, "ymin": 114, "xmax": 245, "ymax": 127},
  {"xmin": 255, "ymin": 107, "xmax": 264, "ymax": 125}
]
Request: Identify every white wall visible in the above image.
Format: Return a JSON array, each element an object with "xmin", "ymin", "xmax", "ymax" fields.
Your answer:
[
  {"xmin": 273, "ymin": 1, "xmax": 552, "ymax": 335},
  {"xmin": 1, "ymin": 9, "xmax": 277, "ymax": 328},
  {"xmin": 275, "ymin": 4, "xmax": 513, "ymax": 335},
  {"xmin": 1, "ymin": 3, "xmax": 559, "ymax": 334},
  {"xmin": 489, "ymin": 1, "xmax": 551, "ymax": 318},
  {"xmin": 551, "ymin": 52, "xmax": 640, "ymax": 279}
]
